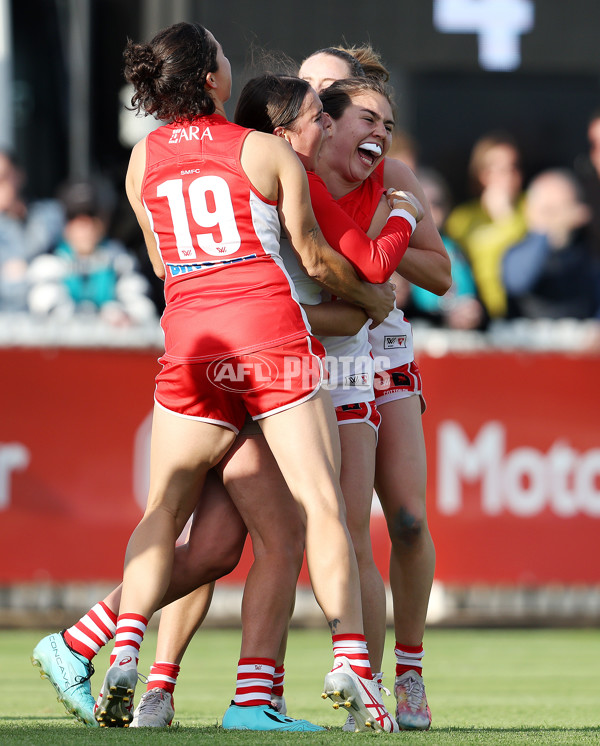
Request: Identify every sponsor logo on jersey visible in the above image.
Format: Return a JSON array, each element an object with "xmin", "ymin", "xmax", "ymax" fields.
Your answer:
[
  {"xmin": 383, "ymin": 335, "xmax": 407, "ymax": 349},
  {"xmin": 344, "ymin": 373, "xmax": 370, "ymax": 387},
  {"xmin": 167, "ymin": 254, "xmax": 257, "ymax": 276},
  {"xmin": 168, "ymin": 125, "xmax": 214, "ymax": 144}
]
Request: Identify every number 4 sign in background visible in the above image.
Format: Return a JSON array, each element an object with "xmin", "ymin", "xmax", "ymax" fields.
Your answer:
[{"xmin": 433, "ymin": 0, "xmax": 535, "ymax": 71}]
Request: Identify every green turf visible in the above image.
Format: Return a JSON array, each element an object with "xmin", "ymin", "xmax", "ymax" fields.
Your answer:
[{"xmin": 1, "ymin": 627, "xmax": 599, "ymax": 744}]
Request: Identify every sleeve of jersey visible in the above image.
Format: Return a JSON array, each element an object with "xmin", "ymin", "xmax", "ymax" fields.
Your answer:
[{"xmin": 308, "ymin": 173, "xmax": 415, "ymax": 284}]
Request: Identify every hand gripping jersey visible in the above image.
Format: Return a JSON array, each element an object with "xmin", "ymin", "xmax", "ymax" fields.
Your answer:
[
  {"xmin": 338, "ymin": 172, "xmax": 415, "ymax": 372},
  {"xmin": 142, "ymin": 115, "xmax": 311, "ymax": 363}
]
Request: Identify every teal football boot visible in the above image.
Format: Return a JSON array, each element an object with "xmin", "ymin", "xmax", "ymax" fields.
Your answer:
[
  {"xmin": 32, "ymin": 631, "xmax": 98, "ymax": 727},
  {"xmin": 222, "ymin": 702, "xmax": 325, "ymax": 731}
]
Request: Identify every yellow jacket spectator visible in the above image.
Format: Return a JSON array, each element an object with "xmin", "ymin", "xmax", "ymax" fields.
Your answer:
[{"xmin": 445, "ymin": 132, "xmax": 527, "ymax": 318}]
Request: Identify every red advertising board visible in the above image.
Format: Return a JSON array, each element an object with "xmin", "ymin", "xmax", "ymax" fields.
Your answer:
[{"xmin": 1, "ymin": 347, "xmax": 598, "ymax": 586}]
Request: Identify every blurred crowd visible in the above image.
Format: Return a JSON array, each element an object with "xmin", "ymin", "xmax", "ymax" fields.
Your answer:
[
  {"xmin": 2, "ymin": 111, "xmax": 600, "ymax": 347},
  {"xmin": 0, "ymin": 149, "xmax": 158, "ymax": 327},
  {"xmin": 392, "ymin": 119, "xmax": 600, "ymax": 350}
]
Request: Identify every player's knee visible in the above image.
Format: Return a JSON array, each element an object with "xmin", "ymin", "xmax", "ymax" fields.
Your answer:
[
  {"xmin": 213, "ymin": 530, "xmax": 248, "ymax": 575},
  {"xmin": 254, "ymin": 522, "xmax": 305, "ymax": 572},
  {"xmin": 282, "ymin": 537, "xmax": 305, "ymax": 572},
  {"xmin": 388, "ymin": 506, "xmax": 424, "ymax": 547}
]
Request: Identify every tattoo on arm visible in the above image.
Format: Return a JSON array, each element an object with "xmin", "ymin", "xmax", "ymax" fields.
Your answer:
[{"xmin": 308, "ymin": 224, "xmax": 320, "ymax": 245}]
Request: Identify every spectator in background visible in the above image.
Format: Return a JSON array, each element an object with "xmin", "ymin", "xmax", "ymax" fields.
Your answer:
[
  {"xmin": 502, "ymin": 168, "xmax": 600, "ymax": 326},
  {"xmin": 27, "ymin": 178, "xmax": 157, "ymax": 326},
  {"xmin": 398, "ymin": 167, "xmax": 485, "ymax": 330},
  {"xmin": 445, "ymin": 131, "xmax": 527, "ymax": 320},
  {"xmin": 574, "ymin": 108, "xmax": 600, "ymax": 260},
  {"xmin": 0, "ymin": 149, "xmax": 62, "ymax": 310}
]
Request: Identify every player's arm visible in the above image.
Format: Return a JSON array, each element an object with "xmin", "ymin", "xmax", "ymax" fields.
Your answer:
[
  {"xmin": 383, "ymin": 158, "xmax": 451, "ymax": 296},
  {"xmin": 125, "ymin": 138, "xmax": 165, "ymax": 280},
  {"xmin": 308, "ymin": 173, "xmax": 421, "ymax": 283},
  {"xmin": 241, "ymin": 132, "xmax": 395, "ymax": 326},
  {"xmin": 302, "ymin": 300, "xmax": 369, "ymax": 337}
]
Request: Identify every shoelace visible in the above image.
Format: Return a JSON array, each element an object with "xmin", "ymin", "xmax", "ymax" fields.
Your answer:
[
  {"xmin": 137, "ymin": 689, "xmax": 170, "ymax": 715},
  {"xmin": 401, "ymin": 676, "xmax": 425, "ymax": 711},
  {"xmin": 68, "ymin": 660, "xmax": 95, "ymax": 691},
  {"xmin": 376, "ymin": 680, "xmax": 391, "ymax": 697}
]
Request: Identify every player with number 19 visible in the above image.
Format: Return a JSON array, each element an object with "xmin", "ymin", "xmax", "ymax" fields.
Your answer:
[{"xmin": 90, "ymin": 20, "xmax": 398, "ymax": 731}]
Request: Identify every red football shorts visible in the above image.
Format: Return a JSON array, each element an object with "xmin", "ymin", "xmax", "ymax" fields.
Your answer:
[
  {"xmin": 373, "ymin": 360, "xmax": 426, "ymax": 413},
  {"xmin": 155, "ymin": 335, "xmax": 326, "ymax": 432},
  {"xmin": 335, "ymin": 400, "xmax": 381, "ymax": 435}
]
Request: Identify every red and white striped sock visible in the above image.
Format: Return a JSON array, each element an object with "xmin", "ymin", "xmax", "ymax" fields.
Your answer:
[
  {"xmin": 394, "ymin": 642, "xmax": 424, "ymax": 677},
  {"xmin": 272, "ymin": 665, "xmax": 285, "ymax": 698},
  {"xmin": 146, "ymin": 661, "xmax": 180, "ymax": 693},
  {"xmin": 233, "ymin": 657, "xmax": 275, "ymax": 707},
  {"xmin": 63, "ymin": 601, "xmax": 118, "ymax": 661},
  {"xmin": 332, "ymin": 633, "xmax": 372, "ymax": 679},
  {"xmin": 109, "ymin": 613, "xmax": 148, "ymax": 666}
]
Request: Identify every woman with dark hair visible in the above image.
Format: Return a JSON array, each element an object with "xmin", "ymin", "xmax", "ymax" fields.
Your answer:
[{"xmin": 91, "ymin": 21, "xmax": 399, "ymax": 731}]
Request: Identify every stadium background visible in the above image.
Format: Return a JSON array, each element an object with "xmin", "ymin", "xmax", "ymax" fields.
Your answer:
[{"xmin": 1, "ymin": 0, "xmax": 599, "ymax": 627}]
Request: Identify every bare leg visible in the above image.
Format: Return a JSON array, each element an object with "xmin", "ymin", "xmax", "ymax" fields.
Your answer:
[
  {"xmin": 259, "ymin": 389, "xmax": 363, "ymax": 634},
  {"xmin": 96, "ymin": 407, "xmax": 236, "ymax": 727},
  {"xmin": 375, "ymin": 396, "xmax": 435, "ymax": 646},
  {"xmin": 160, "ymin": 470, "xmax": 247, "ymax": 607},
  {"xmin": 154, "ymin": 585, "xmax": 214, "ymax": 665},
  {"xmin": 61, "ymin": 469, "xmax": 246, "ymax": 670},
  {"xmin": 153, "ymin": 470, "xmax": 248, "ymax": 663},
  {"xmin": 275, "ymin": 595, "xmax": 294, "ymax": 668},
  {"xmin": 339, "ymin": 422, "xmax": 386, "ymax": 673},
  {"xmin": 216, "ymin": 434, "xmax": 305, "ymax": 661},
  {"xmin": 119, "ymin": 404, "xmax": 236, "ymax": 619}
]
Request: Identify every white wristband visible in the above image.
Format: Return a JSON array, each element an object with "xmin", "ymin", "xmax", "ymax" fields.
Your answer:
[{"xmin": 388, "ymin": 208, "xmax": 417, "ymax": 233}]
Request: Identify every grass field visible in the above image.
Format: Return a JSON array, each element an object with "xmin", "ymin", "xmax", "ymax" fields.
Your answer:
[{"xmin": 1, "ymin": 626, "xmax": 598, "ymax": 744}]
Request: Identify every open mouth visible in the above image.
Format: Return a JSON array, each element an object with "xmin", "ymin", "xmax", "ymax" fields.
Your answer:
[{"xmin": 357, "ymin": 142, "xmax": 383, "ymax": 166}]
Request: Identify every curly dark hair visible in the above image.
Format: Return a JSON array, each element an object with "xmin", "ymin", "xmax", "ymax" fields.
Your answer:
[{"xmin": 123, "ymin": 22, "xmax": 219, "ymax": 123}]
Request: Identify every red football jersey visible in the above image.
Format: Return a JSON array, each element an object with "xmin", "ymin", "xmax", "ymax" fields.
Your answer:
[
  {"xmin": 336, "ymin": 174, "xmax": 384, "ymax": 233},
  {"xmin": 334, "ymin": 168, "xmax": 415, "ymax": 370},
  {"xmin": 142, "ymin": 115, "xmax": 310, "ymax": 362}
]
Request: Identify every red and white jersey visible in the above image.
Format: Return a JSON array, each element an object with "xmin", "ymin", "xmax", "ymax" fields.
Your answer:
[
  {"xmin": 278, "ymin": 237, "xmax": 374, "ymax": 408},
  {"xmin": 338, "ymin": 176, "xmax": 415, "ymax": 372},
  {"xmin": 142, "ymin": 115, "xmax": 310, "ymax": 362}
]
